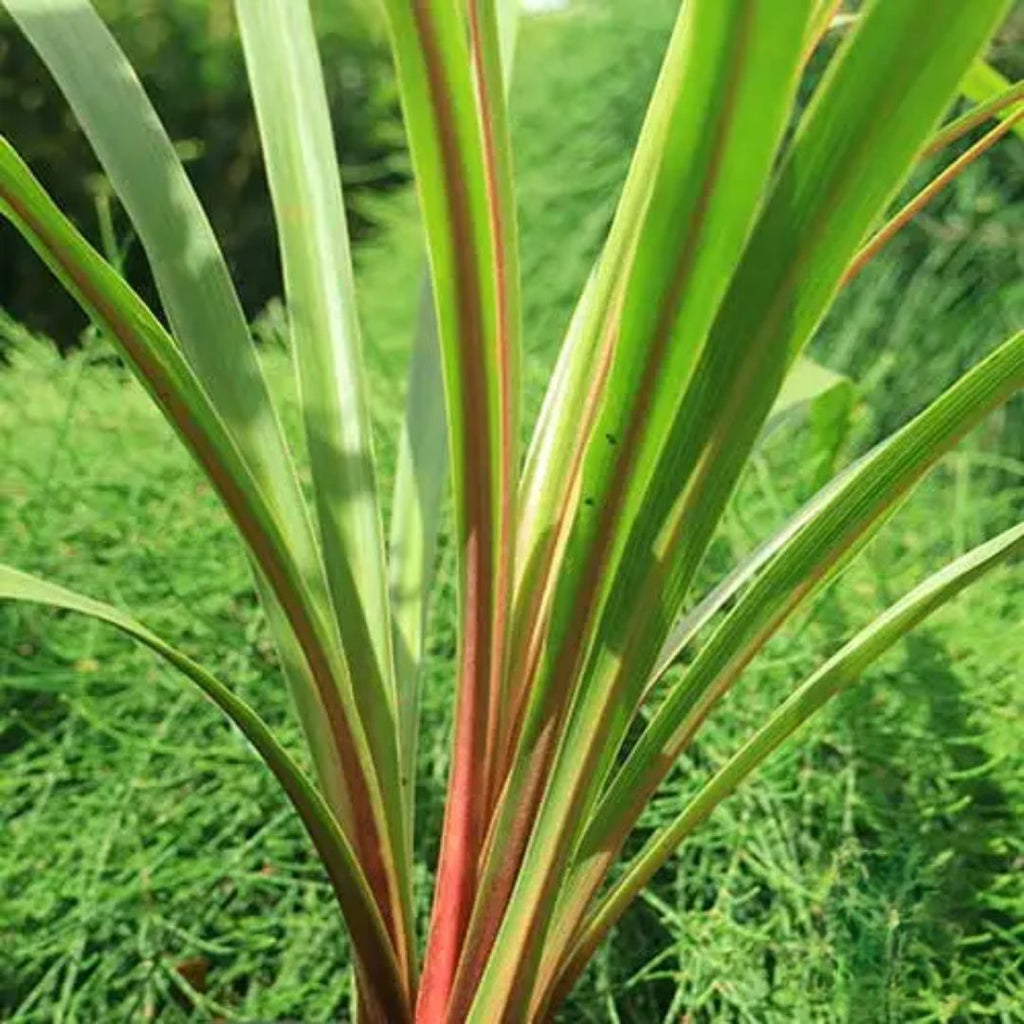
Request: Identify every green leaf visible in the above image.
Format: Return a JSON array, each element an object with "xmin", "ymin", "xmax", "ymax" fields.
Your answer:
[
  {"xmin": 800, "ymin": 14, "xmax": 1024, "ymax": 147},
  {"xmin": 926, "ymin": 75, "xmax": 1024, "ymax": 157},
  {"xmin": 768, "ymin": 356, "xmax": 850, "ymax": 425},
  {"xmin": 582, "ymin": 0, "xmax": 1014, "ymax": 732},
  {"xmin": 507, "ymin": 272, "xmax": 598, "ymax": 761},
  {"xmin": 460, "ymin": 3, "xmax": 817, "ymax": 1016},
  {"xmin": 765, "ymin": 355, "xmax": 856, "ymax": 488},
  {"xmin": 0, "ymin": 139, "xmax": 311, "ymax": 678},
  {"xmin": 646, "ymin": 440, "xmax": 885, "ymax": 696},
  {"xmin": 0, "ymin": 566, "xmax": 412, "ymax": 1024},
  {"xmin": 0, "ymin": 138, "xmax": 406, "ymax": 963},
  {"xmin": 381, "ymin": 0, "xmax": 521, "ymax": 1013},
  {"xmin": 234, "ymin": 0, "xmax": 414, "ymax": 979},
  {"xmin": 386, "ymin": 0, "xmax": 521, "ymax": 844},
  {"xmin": 546, "ymin": 521, "xmax": 1024, "ymax": 1011},
  {"xmin": 521, "ymin": 8, "xmax": 1013, "ymax": 965},
  {"xmin": 389, "ymin": 280, "xmax": 449, "ymax": 843},
  {"xmin": 237, "ymin": 0, "xmax": 394, "ymax": 701},
  {"xmin": 553, "ymin": 332, "xmax": 1023, "ymax": 977},
  {"xmin": 960, "ymin": 58, "xmax": 1024, "ymax": 142},
  {"xmin": 0, "ymin": 0, "xmax": 351, "ymax": 830},
  {"xmin": 847, "ymin": 107, "xmax": 1023, "ymax": 284},
  {"xmin": 1, "ymin": 0, "xmax": 314, "ymax": 572},
  {"xmin": 464, "ymin": 0, "xmax": 523, "ymax": 807},
  {"xmin": 509, "ymin": 26, "xmax": 696, "ymax": 710}
]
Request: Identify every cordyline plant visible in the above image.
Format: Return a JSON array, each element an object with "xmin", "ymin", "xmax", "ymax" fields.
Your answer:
[{"xmin": 1, "ymin": 0, "xmax": 1022, "ymax": 1019}]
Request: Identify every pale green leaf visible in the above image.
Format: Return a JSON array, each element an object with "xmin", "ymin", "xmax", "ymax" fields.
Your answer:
[
  {"xmin": 1, "ymin": 0, "xmax": 315, "ymax": 569},
  {"xmin": 380, "ymin": 0, "xmax": 521, "ymax": 1011},
  {"xmin": 0, "ymin": 139, "xmax": 407, "ymax": 963},
  {"xmin": 768, "ymin": 356, "xmax": 849, "ymax": 423},
  {"xmin": 0, "ymin": 0, "xmax": 352, "ymax": 825},
  {"xmin": 237, "ymin": 0, "xmax": 393, "ymax": 707},
  {"xmin": 387, "ymin": 0, "xmax": 522, "ymax": 834},
  {"xmin": 559, "ymin": 332, "xmax": 1023, "ymax": 972},
  {"xmin": 235, "ymin": 1, "xmax": 413, "ymax": 970},
  {"xmin": 531, "ymin": 5, "xmax": 1013, "ymax": 931},
  {"xmin": 646, "ymin": 439, "xmax": 884, "ymax": 695},
  {"xmin": 389, "ymin": 280, "xmax": 448, "ymax": 831}
]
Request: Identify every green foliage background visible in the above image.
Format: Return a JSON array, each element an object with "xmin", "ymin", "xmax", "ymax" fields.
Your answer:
[
  {"xmin": 0, "ymin": 0, "xmax": 404, "ymax": 343},
  {"xmin": 1, "ymin": 0, "xmax": 1022, "ymax": 1020}
]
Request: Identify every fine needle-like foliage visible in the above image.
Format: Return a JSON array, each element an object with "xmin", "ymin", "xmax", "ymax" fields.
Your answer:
[{"xmin": 0, "ymin": 1, "xmax": 1021, "ymax": 1020}]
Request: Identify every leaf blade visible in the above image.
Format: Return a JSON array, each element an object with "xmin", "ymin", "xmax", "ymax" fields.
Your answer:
[
  {"xmin": 959, "ymin": 57, "xmax": 1024, "ymax": 142},
  {"xmin": 0, "ymin": 565, "xmax": 412, "ymax": 1024},
  {"xmin": 532, "ymin": 5, "xmax": 1013, "ymax": 942},
  {"xmin": 548, "ymin": 521, "xmax": 1024, "ymax": 1011},
  {"xmin": 1, "ymin": 0, "xmax": 314, "ymax": 566},
  {"xmin": 236, "ymin": 0, "xmax": 393, "ymax": 707},
  {"xmin": 548, "ymin": 331, "xmax": 1023, "ymax": 983},
  {"xmin": 845, "ymin": 109, "xmax": 1023, "ymax": 284},
  {"xmin": 462, "ymin": 2, "xmax": 817, "ymax": 1015},
  {"xmin": 380, "ymin": 1, "xmax": 521, "ymax": 1013},
  {"xmin": 0, "ymin": 138, "xmax": 406, "ymax": 962},
  {"xmin": 235, "ymin": 0, "xmax": 414, "ymax": 980},
  {"xmin": 386, "ymin": 0, "xmax": 522, "ymax": 842},
  {"xmin": 0, "ymin": 0, "xmax": 355, "ymax": 835}
]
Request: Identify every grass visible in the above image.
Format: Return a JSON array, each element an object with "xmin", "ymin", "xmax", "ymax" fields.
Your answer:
[
  {"xmin": 3, "ymin": 312, "xmax": 1021, "ymax": 1023},
  {"xmin": 2, "ymin": 1, "xmax": 1023, "ymax": 1019}
]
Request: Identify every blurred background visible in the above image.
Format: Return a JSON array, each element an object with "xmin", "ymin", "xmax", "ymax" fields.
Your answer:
[
  {"xmin": 0, "ymin": 0, "xmax": 405, "ymax": 343},
  {"xmin": 1, "ymin": 1, "xmax": 1022, "ymax": 1020}
]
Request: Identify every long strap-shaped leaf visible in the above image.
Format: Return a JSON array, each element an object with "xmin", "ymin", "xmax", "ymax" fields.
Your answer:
[
  {"xmin": 389, "ymin": 280, "xmax": 449, "ymax": 837},
  {"xmin": 0, "ymin": 140, "xmax": 405, "ymax": 970},
  {"xmin": 639, "ymin": 67, "xmax": 1019, "ymax": 712},
  {"xmin": 465, "ymin": 0, "xmax": 522, "ymax": 813},
  {"xmin": 456, "ymin": 3, "xmax": 817, "ymax": 1017},
  {"xmin": 536, "ymin": 329, "xmax": 1023, "ymax": 988},
  {"xmin": 0, "ymin": 566, "xmax": 411, "ymax": 1024},
  {"xmin": 380, "ymin": 1, "xmax": 520, "ymax": 1015},
  {"xmin": 507, "ymin": 0, "xmax": 739, "ymax": 765},
  {"xmin": 643, "ymin": 61, "xmax": 1021, "ymax": 701},
  {"xmin": 541, "ymin": 521, "xmax": 1024, "ymax": 1013},
  {"xmin": 646, "ymin": 440, "xmax": 886, "ymax": 696},
  {"xmin": 515, "ymin": 345, "xmax": 850, "ymax": 758},
  {"xmin": 466, "ymin": 3, "xmax": 1010, "ymax": 1015},
  {"xmin": 0, "ymin": 0, "xmax": 351, "ymax": 835},
  {"xmin": 236, "ymin": 0, "xmax": 395, "ymax": 716},
  {"xmin": 845, "ymin": 109, "xmax": 1023, "ymax": 284},
  {"xmin": 233, "ymin": 0, "xmax": 413, "ymax": 985},
  {"xmin": 578, "ymin": 0, "xmax": 1013, "ymax": 799},
  {"xmin": 387, "ymin": 0, "xmax": 521, "ymax": 850},
  {"xmin": 959, "ymin": 57, "xmax": 1024, "ymax": 143},
  {"xmin": 526, "ymin": 0, "xmax": 1013, "ymax": 958},
  {"xmin": 505, "ymin": 272, "xmax": 599, "ymax": 773},
  {"xmin": 0, "ymin": 0, "xmax": 320, "ymax": 600},
  {"xmin": 811, "ymin": 8, "xmax": 1024, "ymax": 147},
  {"xmin": 924, "ymin": 76, "xmax": 1024, "ymax": 158},
  {"xmin": 643, "ymin": 68, "xmax": 1020, "ymax": 708}
]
